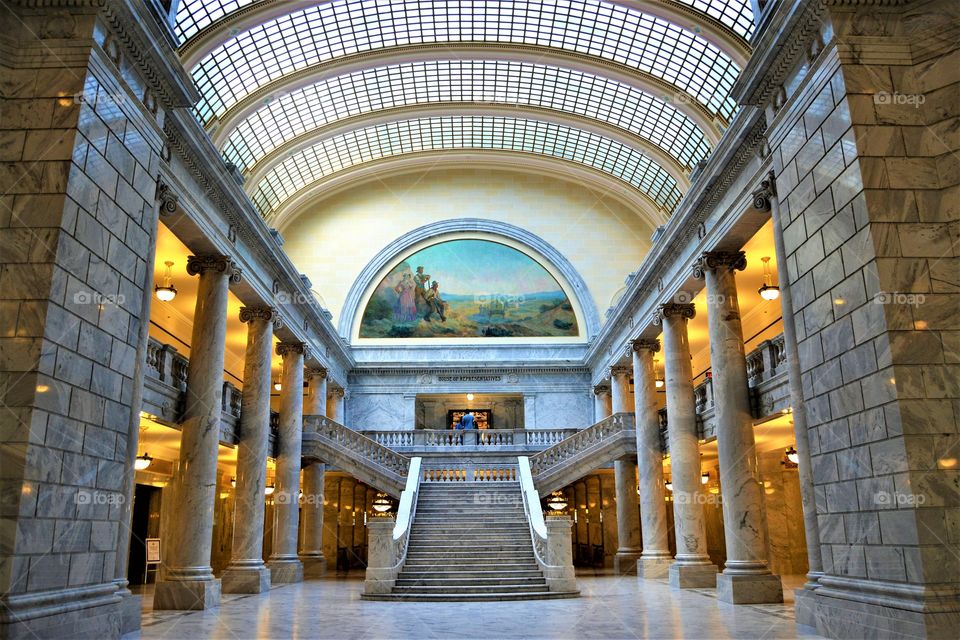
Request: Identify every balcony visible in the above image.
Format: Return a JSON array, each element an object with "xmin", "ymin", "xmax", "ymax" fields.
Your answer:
[{"xmin": 360, "ymin": 428, "xmax": 580, "ymax": 455}]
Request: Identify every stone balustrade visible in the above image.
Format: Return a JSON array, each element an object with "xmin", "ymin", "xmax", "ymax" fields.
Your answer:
[
  {"xmin": 421, "ymin": 462, "xmax": 519, "ymax": 483},
  {"xmin": 363, "ymin": 428, "xmax": 579, "ymax": 453}
]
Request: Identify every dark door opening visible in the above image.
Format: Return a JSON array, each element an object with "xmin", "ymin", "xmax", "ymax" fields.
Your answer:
[{"xmin": 127, "ymin": 484, "xmax": 162, "ymax": 585}]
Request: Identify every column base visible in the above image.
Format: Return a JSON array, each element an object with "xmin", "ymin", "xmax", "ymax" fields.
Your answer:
[
  {"xmin": 0, "ymin": 583, "xmax": 121, "ymax": 639},
  {"xmin": 268, "ymin": 559, "xmax": 304, "ymax": 583},
  {"xmin": 614, "ymin": 551, "xmax": 641, "ymax": 575},
  {"xmin": 794, "ymin": 585, "xmax": 819, "ymax": 627},
  {"xmin": 153, "ymin": 578, "xmax": 221, "ymax": 610},
  {"xmin": 301, "ymin": 555, "xmax": 328, "ymax": 579},
  {"xmin": 669, "ymin": 562, "xmax": 718, "ymax": 589},
  {"xmin": 117, "ymin": 589, "xmax": 142, "ymax": 634},
  {"xmin": 716, "ymin": 572, "xmax": 783, "ymax": 604},
  {"xmin": 815, "ymin": 585, "xmax": 960, "ymax": 639},
  {"xmin": 153, "ymin": 578, "xmax": 220, "ymax": 611},
  {"xmin": 221, "ymin": 565, "xmax": 272, "ymax": 594},
  {"xmin": 637, "ymin": 555, "xmax": 673, "ymax": 579}
]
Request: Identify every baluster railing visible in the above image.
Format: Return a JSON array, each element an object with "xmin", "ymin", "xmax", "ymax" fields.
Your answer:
[{"xmin": 528, "ymin": 413, "xmax": 634, "ymax": 476}]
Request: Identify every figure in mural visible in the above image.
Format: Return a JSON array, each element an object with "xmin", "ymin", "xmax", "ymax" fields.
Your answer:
[
  {"xmin": 392, "ymin": 272, "xmax": 418, "ymax": 322},
  {"xmin": 359, "ymin": 239, "xmax": 580, "ymax": 339},
  {"xmin": 423, "ymin": 280, "xmax": 447, "ymax": 322}
]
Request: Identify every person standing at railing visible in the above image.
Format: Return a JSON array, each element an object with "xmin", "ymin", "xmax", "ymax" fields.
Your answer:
[{"xmin": 460, "ymin": 411, "xmax": 476, "ymax": 429}]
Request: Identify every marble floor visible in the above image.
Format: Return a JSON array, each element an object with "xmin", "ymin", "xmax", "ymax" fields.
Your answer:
[{"xmin": 131, "ymin": 572, "xmax": 822, "ymax": 639}]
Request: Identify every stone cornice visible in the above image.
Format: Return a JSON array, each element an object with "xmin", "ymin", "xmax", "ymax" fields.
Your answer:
[{"xmin": 350, "ymin": 366, "xmax": 592, "ymax": 377}]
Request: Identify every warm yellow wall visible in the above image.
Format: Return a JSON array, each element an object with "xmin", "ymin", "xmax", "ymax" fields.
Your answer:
[{"xmin": 279, "ymin": 168, "xmax": 655, "ymax": 329}]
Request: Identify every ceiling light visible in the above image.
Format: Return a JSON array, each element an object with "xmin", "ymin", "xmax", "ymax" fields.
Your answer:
[
  {"xmin": 372, "ymin": 492, "xmax": 393, "ymax": 513},
  {"xmin": 154, "ymin": 261, "xmax": 177, "ymax": 302},
  {"xmin": 758, "ymin": 256, "xmax": 780, "ymax": 300},
  {"xmin": 134, "ymin": 453, "xmax": 153, "ymax": 471},
  {"xmin": 466, "ymin": 393, "xmax": 475, "ymax": 402},
  {"xmin": 547, "ymin": 490, "xmax": 569, "ymax": 511}
]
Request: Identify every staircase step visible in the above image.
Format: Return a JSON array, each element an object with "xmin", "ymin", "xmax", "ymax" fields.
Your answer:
[
  {"xmin": 395, "ymin": 577, "xmax": 547, "ymax": 587},
  {"xmin": 363, "ymin": 591, "xmax": 579, "ymax": 602},
  {"xmin": 398, "ymin": 569, "xmax": 544, "ymax": 579},
  {"xmin": 392, "ymin": 584, "xmax": 548, "ymax": 594},
  {"xmin": 401, "ymin": 561, "xmax": 539, "ymax": 569}
]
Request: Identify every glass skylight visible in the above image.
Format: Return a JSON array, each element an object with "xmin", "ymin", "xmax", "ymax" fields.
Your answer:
[
  {"xmin": 192, "ymin": 0, "xmax": 741, "ymax": 126},
  {"xmin": 674, "ymin": 0, "xmax": 754, "ymax": 39},
  {"xmin": 223, "ymin": 60, "xmax": 711, "ymax": 176},
  {"xmin": 174, "ymin": 0, "xmax": 258, "ymax": 43},
  {"xmin": 250, "ymin": 116, "xmax": 683, "ymax": 218}
]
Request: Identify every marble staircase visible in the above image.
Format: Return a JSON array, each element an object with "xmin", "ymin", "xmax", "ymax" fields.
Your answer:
[{"xmin": 377, "ymin": 482, "xmax": 578, "ymax": 601}]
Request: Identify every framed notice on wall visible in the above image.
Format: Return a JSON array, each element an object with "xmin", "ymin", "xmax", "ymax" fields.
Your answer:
[{"xmin": 146, "ymin": 538, "xmax": 161, "ymax": 563}]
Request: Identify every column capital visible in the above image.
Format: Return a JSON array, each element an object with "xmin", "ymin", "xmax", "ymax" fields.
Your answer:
[
  {"xmin": 751, "ymin": 170, "xmax": 777, "ymax": 211},
  {"xmin": 652, "ymin": 302, "xmax": 695, "ymax": 326},
  {"xmin": 610, "ymin": 364, "xmax": 632, "ymax": 377},
  {"xmin": 276, "ymin": 341, "xmax": 310, "ymax": 360},
  {"xmin": 155, "ymin": 178, "xmax": 178, "ymax": 215},
  {"xmin": 239, "ymin": 306, "xmax": 282, "ymax": 328},
  {"xmin": 593, "ymin": 383, "xmax": 610, "ymax": 396},
  {"xmin": 631, "ymin": 338, "xmax": 661, "ymax": 353},
  {"xmin": 186, "ymin": 254, "xmax": 242, "ymax": 283},
  {"xmin": 330, "ymin": 388, "xmax": 345, "ymax": 398},
  {"xmin": 306, "ymin": 367, "xmax": 327, "ymax": 379},
  {"xmin": 692, "ymin": 251, "xmax": 747, "ymax": 279}
]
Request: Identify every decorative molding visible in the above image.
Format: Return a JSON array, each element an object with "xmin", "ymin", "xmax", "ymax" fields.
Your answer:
[
  {"xmin": 186, "ymin": 254, "xmax": 242, "ymax": 283},
  {"xmin": 277, "ymin": 341, "xmax": 310, "ymax": 359},
  {"xmin": 652, "ymin": 303, "xmax": 696, "ymax": 326},
  {"xmin": 631, "ymin": 338, "xmax": 661, "ymax": 353},
  {"xmin": 306, "ymin": 367, "xmax": 327, "ymax": 379},
  {"xmin": 692, "ymin": 250, "xmax": 747, "ymax": 279},
  {"xmin": 610, "ymin": 364, "xmax": 632, "ymax": 377},
  {"xmin": 593, "ymin": 383, "xmax": 611, "ymax": 395},
  {"xmin": 752, "ymin": 171, "xmax": 777, "ymax": 211},
  {"xmin": 155, "ymin": 178, "xmax": 178, "ymax": 215}
]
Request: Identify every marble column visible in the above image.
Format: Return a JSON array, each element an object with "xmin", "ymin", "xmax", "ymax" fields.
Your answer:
[
  {"xmin": 268, "ymin": 342, "xmax": 308, "ymax": 583},
  {"xmin": 613, "ymin": 457, "xmax": 642, "ymax": 574},
  {"xmin": 653, "ymin": 302, "xmax": 718, "ymax": 589},
  {"xmin": 593, "ymin": 384, "xmax": 612, "ymax": 422},
  {"xmin": 300, "ymin": 462, "xmax": 328, "ymax": 577},
  {"xmin": 695, "ymin": 252, "xmax": 783, "ymax": 604},
  {"xmin": 610, "ymin": 364, "xmax": 632, "ymax": 413},
  {"xmin": 632, "ymin": 339, "xmax": 673, "ymax": 578},
  {"xmin": 306, "ymin": 368, "xmax": 328, "ymax": 416},
  {"xmin": 761, "ymin": 176, "xmax": 823, "ymax": 624},
  {"xmin": 328, "ymin": 388, "xmax": 344, "ymax": 422},
  {"xmin": 222, "ymin": 307, "xmax": 279, "ymax": 594},
  {"xmin": 154, "ymin": 255, "xmax": 240, "ymax": 610}
]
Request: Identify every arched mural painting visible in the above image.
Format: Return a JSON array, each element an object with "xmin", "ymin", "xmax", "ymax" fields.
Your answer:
[{"xmin": 359, "ymin": 239, "xmax": 580, "ymax": 339}]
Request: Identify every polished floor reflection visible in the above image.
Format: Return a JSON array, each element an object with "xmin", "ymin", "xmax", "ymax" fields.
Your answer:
[{"xmin": 132, "ymin": 572, "xmax": 822, "ymax": 639}]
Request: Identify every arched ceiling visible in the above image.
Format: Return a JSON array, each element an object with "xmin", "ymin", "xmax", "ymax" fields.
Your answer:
[{"xmin": 173, "ymin": 0, "xmax": 753, "ymax": 224}]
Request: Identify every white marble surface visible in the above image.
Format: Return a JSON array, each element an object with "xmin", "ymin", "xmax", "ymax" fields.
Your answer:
[{"xmin": 132, "ymin": 573, "xmax": 821, "ymax": 639}]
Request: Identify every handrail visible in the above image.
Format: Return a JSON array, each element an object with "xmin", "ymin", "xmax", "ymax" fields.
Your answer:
[
  {"xmin": 528, "ymin": 413, "xmax": 635, "ymax": 477},
  {"xmin": 305, "ymin": 415, "xmax": 411, "ymax": 478},
  {"xmin": 518, "ymin": 456, "xmax": 555, "ymax": 569},
  {"xmin": 388, "ymin": 457, "xmax": 421, "ymax": 571}
]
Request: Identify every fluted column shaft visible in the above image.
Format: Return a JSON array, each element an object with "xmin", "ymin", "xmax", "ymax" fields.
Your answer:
[
  {"xmin": 268, "ymin": 342, "xmax": 307, "ymax": 582},
  {"xmin": 697, "ymin": 252, "xmax": 783, "ymax": 603},
  {"xmin": 613, "ymin": 457, "xmax": 642, "ymax": 574},
  {"xmin": 222, "ymin": 307, "xmax": 277, "ymax": 593},
  {"xmin": 632, "ymin": 340, "xmax": 673, "ymax": 578},
  {"xmin": 610, "ymin": 366, "xmax": 631, "ymax": 413},
  {"xmin": 306, "ymin": 369, "xmax": 327, "ymax": 416},
  {"xmin": 300, "ymin": 462, "xmax": 327, "ymax": 577},
  {"xmin": 656, "ymin": 303, "xmax": 717, "ymax": 589},
  {"xmin": 154, "ymin": 255, "xmax": 239, "ymax": 609}
]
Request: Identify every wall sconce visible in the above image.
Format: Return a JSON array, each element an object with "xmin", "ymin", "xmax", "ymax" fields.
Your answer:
[
  {"xmin": 758, "ymin": 256, "xmax": 780, "ymax": 300},
  {"xmin": 274, "ymin": 382, "xmax": 282, "ymax": 391},
  {"xmin": 154, "ymin": 261, "xmax": 178, "ymax": 301},
  {"xmin": 701, "ymin": 472, "xmax": 710, "ymax": 485},
  {"xmin": 782, "ymin": 446, "xmax": 799, "ymax": 468},
  {"xmin": 466, "ymin": 393, "xmax": 475, "ymax": 402},
  {"xmin": 264, "ymin": 483, "xmax": 275, "ymax": 496},
  {"xmin": 654, "ymin": 360, "xmax": 664, "ymax": 388},
  {"xmin": 134, "ymin": 452, "xmax": 153, "ymax": 471},
  {"xmin": 664, "ymin": 478, "xmax": 673, "ymax": 491},
  {"xmin": 230, "ymin": 477, "xmax": 237, "ymax": 488}
]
